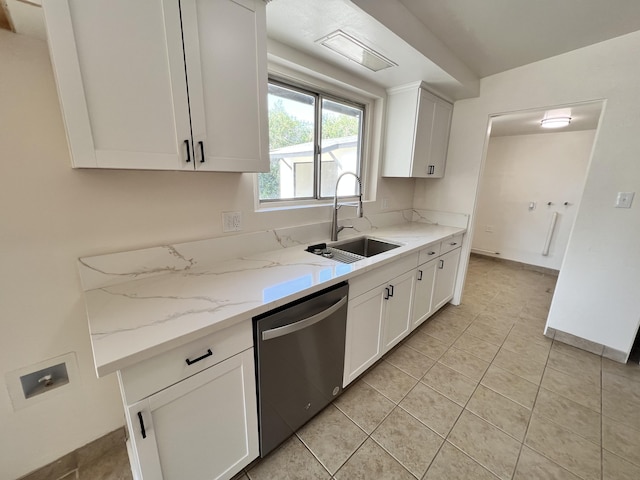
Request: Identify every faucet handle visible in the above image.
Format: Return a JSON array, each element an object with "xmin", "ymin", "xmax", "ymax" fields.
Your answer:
[{"xmin": 336, "ymin": 225, "xmax": 354, "ymax": 235}]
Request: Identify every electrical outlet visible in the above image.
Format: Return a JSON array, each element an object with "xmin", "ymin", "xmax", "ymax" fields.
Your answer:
[
  {"xmin": 615, "ymin": 192, "xmax": 634, "ymax": 208},
  {"xmin": 222, "ymin": 211, "xmax": 242, "ymax": 232}
]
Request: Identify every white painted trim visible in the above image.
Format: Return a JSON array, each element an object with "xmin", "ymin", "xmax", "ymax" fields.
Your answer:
[{"xmin": 42, "ymin": 0, "xmax": 97, "ymax": 167}]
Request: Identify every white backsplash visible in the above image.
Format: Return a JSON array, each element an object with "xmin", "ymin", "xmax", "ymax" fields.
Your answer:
[{"xmin": 78, "ymin": 209, "xmax": 467, "ymax": 292}]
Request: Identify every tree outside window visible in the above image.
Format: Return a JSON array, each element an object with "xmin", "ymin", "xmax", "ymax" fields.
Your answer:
[{"xmin": 258, "ymin": 81, "xmax": 364, "ymax": 202}]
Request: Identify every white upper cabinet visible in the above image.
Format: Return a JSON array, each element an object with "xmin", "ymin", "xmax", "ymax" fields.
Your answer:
[
  {"xmin": 43, "ymin": 0, "xmax": 268, "ymax": 172},
  {"xmin": 382, "ymin": 83, "xmax": 452, "ymax": 178},
  {"xmin": 182, "ymin": 0, "xmax": 268, "ymax": 172}
]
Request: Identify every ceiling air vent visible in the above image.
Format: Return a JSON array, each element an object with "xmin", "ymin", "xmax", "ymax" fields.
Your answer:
[{"xmin": 317, "ymin": 30, "xmax": 397, "ymax": 72}]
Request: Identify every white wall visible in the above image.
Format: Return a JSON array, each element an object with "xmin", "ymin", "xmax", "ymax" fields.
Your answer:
[
  {"xmin": 472, "ymin": 131, "xmax": 595, "ymax": 270},
  {"xmin": 0, "ymin": 30, "xmax": 414, "ymax": 479},
  {"xmin": 414, "ymin": 30, "xmax": 640, "ymax": 358}
]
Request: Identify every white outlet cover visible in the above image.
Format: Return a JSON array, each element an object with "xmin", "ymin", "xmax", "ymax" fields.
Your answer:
[
  {"xmin": 615, "ymin": 192, "xmax": 634, "ymax": 208},
  {"xmin": 222, "ymin": 211, "xmax": 242, "ymax": 232}
]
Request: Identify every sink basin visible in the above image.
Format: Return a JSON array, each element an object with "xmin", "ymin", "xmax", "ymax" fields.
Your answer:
[{"xmin": 331, "ymin": 236, "xmax": 401, "ymax": 258}]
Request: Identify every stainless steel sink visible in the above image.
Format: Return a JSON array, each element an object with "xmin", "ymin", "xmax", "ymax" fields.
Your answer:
[
  {"xmin": 330, "ymin": 236, "xmax": 401, "ymax": 258},
  {"xmin": 306, "ymin": 237, "xmax": 402, "ymax": 264}
]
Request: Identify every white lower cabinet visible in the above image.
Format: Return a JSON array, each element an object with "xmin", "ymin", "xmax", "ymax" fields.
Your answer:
[
  {"xmin": 382, "ymin": 269, "xmax": 416, "ymax": 351},
  {"xmin": 432, "ymin": 248, "xmax": 462, "ymax": 312},
  {"xmin": 343, "ymin": 237, "xmax": 464, "ymax": 387},
  {"xmin": 343, "ymin": 255, "xmax": 418, "ymax": 387},
  {"xmin": 120, "ymin": 323, "xmax": 258, "ymax": 480},
  {"xmin": 411, "ymin": 257, "xmax": 438, "ymax": 331},
  {"xmin": 343, "ymin": 284, "xmax": 387, "ymax": 386}
]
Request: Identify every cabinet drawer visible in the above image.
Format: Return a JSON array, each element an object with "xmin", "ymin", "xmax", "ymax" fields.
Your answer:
[
  {"xmin": 349, "ymin": 253, "xmax": 418, "ymax": 298},
  {"xmin": 440, "ymin": 234, "xmax": 463, "ymax": 255},
  {"xmin": 418, "ymin": 243, "xmax": 441, "ymax": 265},
  {"xmin": 118, "ymin": 320, "xmax": 253, "ymax": 405}
]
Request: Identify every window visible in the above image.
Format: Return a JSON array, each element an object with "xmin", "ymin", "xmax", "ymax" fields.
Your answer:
[{"xmin": 258, "ymin": 80, "xmax": 365, "ymax": 203}]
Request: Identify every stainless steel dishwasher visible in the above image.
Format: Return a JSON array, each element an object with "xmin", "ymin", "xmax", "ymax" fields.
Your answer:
[{"xmin": 253, "ymin": 281, "xmax": 348, "ymax": 457}]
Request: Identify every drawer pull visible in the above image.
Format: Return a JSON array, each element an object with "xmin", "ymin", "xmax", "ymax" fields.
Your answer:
[
  {"xmin": 450, "ymin": 242, "xmax": 458, "ymax": 246},
  {"xmin": 428, "ymin": 251, "xmax": 436, "ymax": 256},
  {"xmin": 137, "ymin": 412, "xmax": 147, "ymax": 439},
  {"xmin": 439, "ymin": 260, "xmax": 444, "ymax": 269},
  {"xmin": 185, "ymin": 348, "xmax": 213, "ymax": 366},
  {"xmin": 184, "ymin": 139, "xmax": 191, "ymax": 163},
  {"xmin": 417, "ymin": 270, "xmax": 423, "ymax": 281},
  {"xmin": 199, "ymin": 141, "xmax": 205, "ymax": 163}
]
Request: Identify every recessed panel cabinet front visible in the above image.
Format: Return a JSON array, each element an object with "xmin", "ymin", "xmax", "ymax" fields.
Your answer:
[
  {"xmin": 182, "ymin": 0, "xmax": 268, "ymax": 172},
  {"xmin": 343, "ymin": 284, "xmax": 386, "ymax": 386},
  {"xmin": 432, "ymin": 248, "xmax": 461, "ymax": 312},
  {"xmin": 381, "ymin": 269, "xmax": 416, "ymax": 351},
  {"xmin": 126, "ymin": 349, "xmax": 258, "ymax": 480},
  {"xmin": 411, "ymin": 257, "xmax": 438, "ymax": 331},
  {"xmin": 43, "ymin": 0, "xmax": 268, "ymax": 172}
]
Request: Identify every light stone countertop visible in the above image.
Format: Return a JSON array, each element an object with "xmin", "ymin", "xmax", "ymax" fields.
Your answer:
[{"xmin": 80, "ymin": 220, "xmax": 465, "ymax": 376}]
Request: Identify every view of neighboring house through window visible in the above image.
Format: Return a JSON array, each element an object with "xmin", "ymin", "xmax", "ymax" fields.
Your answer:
[{"xmin": 258, "ymin": 80, "xmax": 364, "ymax": 202}]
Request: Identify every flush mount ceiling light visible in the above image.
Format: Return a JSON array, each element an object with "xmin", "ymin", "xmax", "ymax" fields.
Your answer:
[
  {"xmin": 317, "ymin": 30, "xmax": 397, "ymax": 72},
  {"xmin": 540, "ymin": 116, "xmax": 572, "ymax": 129}
]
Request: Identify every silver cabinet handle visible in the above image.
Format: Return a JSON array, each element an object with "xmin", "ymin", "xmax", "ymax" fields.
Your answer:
[
  {"xmin": 262, "ymin": 296, "xmax": 347, "ymax": 341},
  {"xmin": 439, "ymin": 259, "xmax": 444, "ymax": 269},
  {"xmin": 417, "ymin": 270, "xmax": 423, "ymax": 281}
]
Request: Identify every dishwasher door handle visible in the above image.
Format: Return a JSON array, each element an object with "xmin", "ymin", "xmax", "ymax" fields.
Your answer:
[{"xmin": 261, "ymin": 296, "xmax": 348, "ymax": 341}]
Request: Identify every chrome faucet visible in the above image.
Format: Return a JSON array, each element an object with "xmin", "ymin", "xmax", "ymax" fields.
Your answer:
[{"xmin": 331, "ymin": 172, "xmax": 363, "ymax": 241}]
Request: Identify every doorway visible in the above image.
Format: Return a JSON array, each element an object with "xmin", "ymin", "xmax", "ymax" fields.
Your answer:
[{"xmin": 470, "ymin": 101, "xmax": 604, "ymax": 271}]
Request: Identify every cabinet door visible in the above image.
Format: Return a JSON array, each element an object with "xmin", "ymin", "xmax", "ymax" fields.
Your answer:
[
  {"xmin": 127, "ymin": 349, "xmax": 258, "ymax": 480},
  {"xmin": 426, "ymin": 99, "xmax": 453, "ymax": 178},
  {"xmin": 382, "ymin": 269, "xmax": 416, "ymax": 351},
  {"xmin": 343, "ymin": 285, "xmax": 385, "ymax": 386},
  {"xmin": 432, "ymin": 248, "xmax": 461, "ymax": 312},
  {"xmin": 412, "ymin": 259, "xmax": 437, "ymax": 330},
  {"xmin": 43, "ymin": 0, "xmax": 192, "ymax": 169},
  {"xmin": 182, "ymin": 0, "xmax": 269, "ymax": 172},
  {"xmin": 412, "ymin": 89, "xmax": 437, "ymax": 177}
]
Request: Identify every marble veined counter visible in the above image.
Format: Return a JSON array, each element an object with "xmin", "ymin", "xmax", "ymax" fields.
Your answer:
[{"xmin": 78, "ymin": 210, "xmax": 467, "ymax": 376}]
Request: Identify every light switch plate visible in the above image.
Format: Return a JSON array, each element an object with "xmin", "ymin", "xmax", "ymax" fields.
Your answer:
[{"xmin": 615, "ymin": 192, "xmax": 634, "ymax": 208}]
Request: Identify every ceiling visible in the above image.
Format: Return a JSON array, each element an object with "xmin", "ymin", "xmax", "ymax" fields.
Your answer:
[
  {"xmin": 8, "ymin": 1, "xmax": 640, "ymax": 99},
  {"xmin": 489, "ymin": 102, "xmax": 603, "ymax": 137},
  {"xmin": 396, "ymin": 0, "xmax": 640, "ymax": 78},
  {"xmin": 2, "ymin": 0, "xmax": 633, "ymax": 135},
  {"xmin": 267, "ymin": 0, "xmax": 640, "ymax": 100}
]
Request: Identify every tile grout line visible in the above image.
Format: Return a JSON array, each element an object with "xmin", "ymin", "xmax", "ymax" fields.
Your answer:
[
  {"xmin": 600, "ymin": 353, "xmax": 604, "ymax": 480},
  {"xmin": 369, "ymin": 306, "xmax": 485, "ymax": 478},
  {"xmin": 418, "ymin": 300, "xmax": 518, "ymax": 479},
  {"xmin": 514, "ymin": 338, "xmax": 604, "ymax": 480},
  {"xmin": 511, "ymin": 334, "xmax": 554, "ymax": 480},
  {"xmin": 455, "ymin": 315, "xmax": 521, "ymax": 479}
]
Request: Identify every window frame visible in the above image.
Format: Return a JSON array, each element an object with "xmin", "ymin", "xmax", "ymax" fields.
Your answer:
[{"xmin": 258, "ymin": 77, "xmax": 366, "ymax": 205}]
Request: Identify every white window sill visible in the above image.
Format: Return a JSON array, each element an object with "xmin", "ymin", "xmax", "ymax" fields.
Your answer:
[{"xmin": 256, "ymin": 197, "xmax": 369, "ymax": 213}]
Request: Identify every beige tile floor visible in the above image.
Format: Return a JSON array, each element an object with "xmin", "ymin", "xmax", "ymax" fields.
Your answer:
[
  {"xmin": 243, "ymin": 255, "xmax": 640, "ymax": 480},
  {"xmin": 70, "ymin": 254, "xmax": 640, "ymax": 480}
]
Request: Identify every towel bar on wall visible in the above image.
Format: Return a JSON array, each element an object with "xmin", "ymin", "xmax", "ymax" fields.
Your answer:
[{"xmin": 542, "ymin": 212, "xmax": 558, "ymax": 256}]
